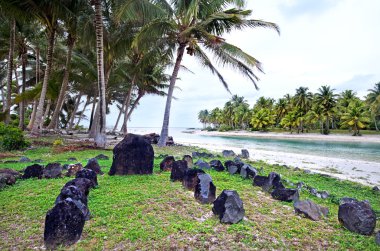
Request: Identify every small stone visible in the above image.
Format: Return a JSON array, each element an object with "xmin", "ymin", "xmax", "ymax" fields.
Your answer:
[
  {"xmin": 372, "ymin": 186, "xmax": 380, "ymax": 192},
  {"xmin": 209, "ymin": 160, "xmax": 224, "ymax": 172},
  {"xmin": 66, "ymin": 163, "xmax": 83, "ymax": 177},
  {"xmin": 195, "ymin": 159, "xmax": 211, "ymax": 170},
  {"xmin": 222, "ymin": 150, "xmax": 236, "ymax": 157},
  {"xmin": 309, "ymin": 188, "xmax": 318, "ymax": 196},
  {"xmin": 182, "ymin": 155, "xmax": 193, "ymax": 169},
  {"xmin": 160, "ymin": 156, "xmax": 175, "ymax": 171},
  {"xmin": 67, "ymin": 157, "xmax": 77, "ymax": 162},
  {"xmin": 94, "ymin": 154, "xmax": 109, "ymax": 160},
  {"xmin": 33, "ymin": 159, "xmax": 44, "ymax": 163},
  {"xmin": 194, "ymin": 173, "xmax": 216, "ymax": 204},
  {"xmin": 241, "ymin": 149, "xmax": 249, "ymax": 159},
  {"xmin": 271, "ymin": 188, "xmax": 299, "ymax": 202},
  {"xmin": 213, "ymin": 190, "xmax": 245, "ymax": 224},
  {"xmin": 85, "ymin": 158, "xmax": 102, "ymax": 174},
  {"xmin": 23, "ymin": 164, "xmax": 44, "ymax": 179},
  {"xmin": 170, "ymin": 160, "xmax": 188, "ymax": 182},
  {"xmin": 338, "ymin": 200, "xmax": 376, "ymax": 235},
  {"xmin": 294, "ymin": 200, "xmax": 329, "ymax": 221},
  {"xmin": 43, "ymin": 163, "xmax": 62, "ymax": 179},
  {"xmin": 76, "ymin": 169, "xmax": 98, "ymax": 187},
  {"xmin": 296, "ymin": 182, "xmax": 304, "ymax": 189},
  {"xmin": 19, "ymin": 156, "xmax": 31, "ymax": 163},
  {"xmin": 304, "ymin": 169, "xmax": 311, "ymax": 174},
  {"xmin": 375, "ymin": 231, "xmax": 380, "ymax": 246},
  {"xmin": 320, "ymin": 191, "xmax": 329, "ymax": 199},
  {"xmin": 182, "ymin": 169, "xmax": 205, "ymax": 191},
  {"xmin": 240, "ymin": 164, "xmax": 257, "ymax": 179}
]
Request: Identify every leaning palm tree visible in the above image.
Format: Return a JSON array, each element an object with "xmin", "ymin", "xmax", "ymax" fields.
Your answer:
[
  {"xmin": 341, "ymin": 100, "xmax": 371, "ymax": 136},
  {"xmin": 366, "ymin": 82, "xmax": 380, "ymax": 131},
  {"xmin": 132, "ymin": 0, "xmax": 279, "ymax": 146}
]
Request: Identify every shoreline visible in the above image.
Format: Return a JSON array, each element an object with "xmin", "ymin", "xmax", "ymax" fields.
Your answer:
[{"xmin": 194, "ymin": 129, "xmax": 380, "ymax": 143}]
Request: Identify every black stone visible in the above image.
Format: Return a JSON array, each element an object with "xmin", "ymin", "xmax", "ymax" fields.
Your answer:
[
  {"xmin": 240, "ymin": 164, "xmax": 257, "ymax": 179},
  {"xmin": 182, "ymin": 169, "xmax": 205, "ymax": 191},
  {"xmin": 195, "ymin": 159, "xmax": 211, "ymax": 170},
  {"xmin": 55, "ymin": 185, "xmax": 90, "ymax": 220},
  {"xmin": 228, "ymin": 165, "xmax": 238, "ymax": 175},
  {"xmin": 160, "ymin": 156, "xmax": 175, "ymax": 171},
  {"xmin": 338, "ymin": 200, "xmax": 376, "ymax": 235},
  {"xmin": 224, "ymin": 160, "xmax": 236, "ymax": 169},
  {"xmin": 192, "ymin": 152, "xmax": 214, "ymax": 158},
  {"xmin": 170, "ymin": 160, "xmax": 188, "ymax": 182},
  {"xmin": 194, "ymin": 173, "xmax": 216, "ymax": 204},
  {"xmin": 339, "ymin": 197, "xmax": 358, "ymax": 205},
  {"xmin": 222, "ymin": 150, "xmax": 236, "ymax": 157},
  {"xmin": 376, "ymin": 231, "xmax": 380, "ymax": 246},
  {"xmin": 44, "ymin": 199, "xmax": 85, "ymax": 249},
  {"xmin": 85, "ymin": 158, "xmax": 102, "ymax": 174},
  {"xmin": 294, "ymin": 200, "xmax": 329, "ymax": 221},
  {"xmin": 209, "ymin": 160, "xmax": 224, "ymax": 172},
  {"xmin": 76, "ymin": 168, "xmax": 98, "ymax": 187},
  {"xmin": 271, "ymin": 188, "xmax": 299, "ymax": 202},
  {"xmin": 34, "ymin": 159, "xmax": 44, "ymax": 163},
  {"xmin": 95, "ymin": 154, "xmax": 109, "ymax": 160},
  {"xmin": 23, "ymin": 164, "xmax": 44, "ymax": 179},
  {"xmin": 67, "ymin": 157, "xmax": 77, "ymax": 162},
  {"xmin": 182, "ymin": 155, "xmax": 193, "ymax": 168},
  {"xmin": 63, "ymin": 178, "xmax": 94, "ymax": 196},
  {"xmin": 241, "ymin": 149, "xmax": 249, "ymax": 159},
  {"xmin": 212, "ymin": 190, "xmax": 245, "ymax": 224},
  {"xmin": 253, "ymin": 172, "xmax": 283, "ymax": 192},
  {"xmin": 43, "ymin": 163, "xmax": 62, "ymax": 179},
  {"xmin": 144, "ymin": 133, "xmax": 160, "ymax": 144},
  {"xmin": 109, "ymin": 134, "xmax": 154, "ymax": 175},
  {"xmin": 66, "ymin": 163, "xmax": 84, "ymax": 177},
  {"xmin": 19, "ymin": 156, "xmax": 31, "ymax": 163}
]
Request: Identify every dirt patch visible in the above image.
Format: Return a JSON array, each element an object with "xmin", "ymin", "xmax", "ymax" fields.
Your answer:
[
  {"xmin": 52, "ymin": 144, "xmax": 100, "ymax": 153},
  {"xmin": 0, "ymin": 153, "xmax": 20, "ymax": 159}
]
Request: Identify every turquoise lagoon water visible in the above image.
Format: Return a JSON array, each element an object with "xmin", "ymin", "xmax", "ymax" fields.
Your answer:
[{"xmin": 128, "ymin": 127, "xmax": 380, "ymax": 163}]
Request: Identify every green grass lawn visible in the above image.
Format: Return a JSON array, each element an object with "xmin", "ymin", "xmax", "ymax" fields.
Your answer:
[{"xmin": 0, "ymin": 143, "xmax": 379, "ymax": 250}]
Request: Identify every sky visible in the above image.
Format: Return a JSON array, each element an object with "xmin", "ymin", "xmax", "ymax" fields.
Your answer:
[{"xmin": 105, "ymin": 0, "xmax": 380, "ymax": 129}]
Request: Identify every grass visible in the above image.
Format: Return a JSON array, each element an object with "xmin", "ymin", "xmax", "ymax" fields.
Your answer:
[{"xmin": 0, "ymin": 140, "xmax": 379, "ymax": 250}]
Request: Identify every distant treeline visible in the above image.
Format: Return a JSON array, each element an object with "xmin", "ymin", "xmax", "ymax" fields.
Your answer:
[{"xmin": 198, "ymin": 84, "xmax": 380, "ymax": 136}]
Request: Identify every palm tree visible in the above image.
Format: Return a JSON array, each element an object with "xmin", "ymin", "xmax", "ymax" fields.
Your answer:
[
  {"xmin": 4, "ymin": 18, "xmax": 15, "ymax": 124},
  {"xmin": 131, "ymin": 0, "xmax": 279, "ymax": 146},
  {"xmin": 366, "ymin": 82, "xmax": 380, "ymax": 131},
  {"xmin": 341, "ymin": 100, "xmax": 371, "ymax": 136},
  {"xmin": 274, "ymin": 98, "xmax": 288, "ymax": 127},
  {"xmin": 280, "ymin": 110, "xmax": 299, "ymax": 134},
  {"xmin": 198, "ymin": 109, "xmax": 209, "ymax": 128},
  {"xmin": 251, "ymin": 108, "xmax": 274, "ymax": 131},
  {"xmin": 315, "ymin": 85, "xmax": 338, "ymax": 134},
  {"xmin": 293, "ymin": 86, "xmax": 312, "ymax": 132}
]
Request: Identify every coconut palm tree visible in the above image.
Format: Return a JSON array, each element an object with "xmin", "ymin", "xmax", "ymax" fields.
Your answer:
[
  {"xmin": 341, "ymin": 100, "xmax": 371, "ymax": 136},
  {"xmin": 131, "ymin": 0, "xmax": 279, "ymax": 146},
  {"xmin": 198, "ymin": 109, "xmax": 209, "ymax": 128},
  {"xmin": 366, "ymin": 82, "xmax": 380, "ymax": 131},
  {"xmin": 315, "ymin": 85, "xmax": 338, "ymax": 134},
  {"xmin": 251, "ymin": 108, "xmax": 274, "ymax": 131},
  {"xmin": 293, "ymin": 86, "xmax": 312, "ymax": 132}
]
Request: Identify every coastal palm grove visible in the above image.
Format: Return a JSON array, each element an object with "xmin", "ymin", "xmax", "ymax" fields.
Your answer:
[
  {"xmin": 198, "ymin": 84, "xmax": 380, "ymax": 135},
  {"xmin": 0, "ymin": 0, "xmax": 279, "ymax": 148}
]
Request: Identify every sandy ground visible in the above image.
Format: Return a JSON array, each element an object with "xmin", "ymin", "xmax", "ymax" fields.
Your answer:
[{"xmin": 179, "ymin": 130, "xmax": 380, "ymax": 186}]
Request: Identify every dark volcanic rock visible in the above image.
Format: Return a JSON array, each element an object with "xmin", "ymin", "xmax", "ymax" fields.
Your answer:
[
  {"xmin": 160, "ymin": 156, "xmax": 175, "ymax": 171},
  {"xmin": 67, "ymin": 157, "xmax": 77, "ymax": 162},
  {"xmin": 63, "ymin": 178, "xmax": 93, "ymax": 196},
  {"xmin": 76, "ymin": 169, "xmax": 98, "ymax": 187},
  {"xmin": 109, "ymin": 134, "xmax": 154, "ymax": 175},
  {"xmin": 194, "ymin": 173, "xmax": 216, "ymax": 204},
  {"xmin": 373, "ymin": 186, "xmax": 380, "ymax": 192},
  {"xmin": 144, "ymin": 133, "xmax": 160, "ymax": 144},
  {"xmin": 212, "ymin": 190, "xmax": 245, "ymax": 224},
  {"xmin": 294, "ymin": 200, "xmax": 329, "ymax": 221},
  {"xmin": 224, "ymin": 160, "xmax": 236, "ymax": 169},
  {"xmin": 182, "ymin": 155, "xmax": 193, "ymax": 169},
  {"xmin": 241, "ymin": 149, "xmax": 249, "ymax": 159},
  {"xmin": 34, "ymin": 159, "xmax": 44, "ymax": 163},
  {"xmin": 166, "ymin": 136, "xmax": 175, "ymax": 146},
  {"xmin": 55, "ymin": 185, "xmax": 90, "ymax": 220},
  {"xmin": 0, "ymin": 169, "xmax": 20, "ymax": 188},
  {"xmin": 43, "ymin": 163, "xmax": 62, "ymax": 179},
  {"xmin": 44, "ymin": 199, "xmax": 85, "ymax": 249},
  {"xmin": 195, "ymin": 159, "xmax": 211, "ymax": 170},
  {"xmin": 253, "ymin": 172, "xmax": 284, "ymax": 192},
  {"xmin": 23, "ymin": 164, "xmax": 44, "ymax": 179},
  {"xmin": 209, "ymin": 160, "xmax": 224, "ymax": 172},
  {"xmin": 170, "ymin": 160, "xmax": 189, "ymax": 182},
  {"xmin": 376, "ymin": 231, "xmax": 380, "ymax": 246},
  {"xmin": 271, "ymin": 188, "xmax": 299, "ymax": 202},
  {"xmin": 222, "ymin": 150, "xmax": 236, "ymax": 157},
  {"xmin": 339, "ymin": 197, "xmax": 358, "ymax": 205},
  {"xmin": 240, "ymin": 164, "xmax": 257, "ymax": 179},
  {"xmin": 228, "ymin": 165, "xmax": 239, "ymax": 175},
  {"xmin": 192, "ymin": 152, "xmax": 214, "ymax": 159},
  {"xmin": 338, "ymin": 200, "xmax": 376, "ymax": 235},
  {"xmin": 19, "ymin": 156, "xmax": 31, "ymax": 163},
  {"xmin": 66, "ymin": 163, "xmax": 83, "ymax": 177},
  {"xmin": 85, "ymin": 158, "xmax": 102, "ymax": 174},
  {"xmin": 182, "ymin": 169, "xmax": 205, "ymax": 191},
  {"xmin": 95, "ymin": 154, "xmax": 109, "ymax": 160}
]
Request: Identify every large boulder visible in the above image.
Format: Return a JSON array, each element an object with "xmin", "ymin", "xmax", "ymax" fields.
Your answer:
[
  {"xmin": 192, "ymin": 152, "xmax": 214, "ymax": 159},
  {"xmin": 170, "ymin": 160, "xmax": 189, "ymax": 182},
  {"xmin": 209, "ymin": 160, "xmax": 224, "ymax": 172},
  {"xmin": 66, "ymin": 163, "xmax": 83, "ymax": 177},
  {"xmin": 85, "ymin": 158, "xmax": 102, "ymax": 174},
  {"xmin": 194, "ymin": 173, "xmax": 216, "ymax": 204},
  {"xmin": 44, "ymin": 199, "xmax": 85, "ymax": 249},
  {"xmin": 253, "ymin": 172, "xmax": 284, "ymax": 192},
  {"xmin": 182, "ymin": 169, "xmax": 205, "ymax": 191},
  {"xmin": 55, "ymin": 185, "xmax": 90, "ymax": 220},
  {"xmin": 76, "ymin": 169, "xmax": 98, "ymax": 187},
  {"xmin": 212, "ymin": 190, "xmax": 245, "ymax": 224},
  {"xmin": 23, "ymin": 164, "xmax": 44, "ymax": 179},
  {"xmin": 63, "ymin": 178, "xmax": 94, "ymax": 196},
  {"xmin": 195, "ymin": 159, "xmax": 211, "ymax": 170},
  {"xmin": 182, "ymin": 155, "xmax": 193, "ymax": 169},
  {"xmin": 338, "ymin": 200, "xmax": 376, "ymax": 235},
  {"xmin": 109, "ymin": 134, "xmax": 154, "ymax": 175},
  {"xmin": 241, "ymin": 149, "xmax": 249, "ymax": 159},
  {"xmin": 160, "ymin": 156, "xmax": 175, "ymax": 171},
  {"xmin": 240, "ymin": 164, "xmax": 257, "ymax": 179},
  {"xmin": 294, "ymin": 200, "xmax": 329, "ymax": 221},
  {"xmin": 271, "ymin": 188, "xmax": 299, "ymax": 202},
  {"xmin": 222, "ymin": 150, "xmax": 236, "ymax": 157},
  {"xmin": 43, "ymin": 163, "xmax": 62, "ymax": 179}
]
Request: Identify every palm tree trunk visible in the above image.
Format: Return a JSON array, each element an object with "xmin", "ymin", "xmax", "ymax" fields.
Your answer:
[
  {"xmin": 1, "ymin": 83, "xmax": 5, "ymax": 111},
  {"xmin": 41, "ymin": 99, "xmax": 51, "ymax": 128},
  {"xmin": 19, "ymin": 53, "xmax": 27, "ymax": 130},
  {"xmin": 32, "ymin": 26, "xmax": 56, "ymax": 135},
  {"xmin": 122, "ymin": 85, "xmax": 134, "ymax": 135},
  {"xmin": 88, "ymin": 97, "xmax": 97, "ymax": 132},
  {"xmin": 75, "ymin": 96, "xmax": 90, "ymax": 127},
  {"xmin": 124, "ymin": 92, "xmax": 143, "ymax": 130},
  {"xmin": 68, "ymin": 92, "xmax": 82, "ymax": 130},
  {"xmin": 93, "ymin": 0, "xmax": 107, "ymax": 147},
  {"xmin": 89, "ymin": 103, "xmax": 99, "ymax": 137},
  {"xmin": 158, "ymin": 44, "xmax": 186, "ymax": 147},
  {"xmin": 373, "ymin": 116, "xmax": 379, "ymax": 131},
  {"xmin": 47, "ymin": 34, "xmax": 75, "ymax": 129},
  {"xmin": 113, "ymin": 101, "xmax": 126, "ymax": 133},
  {"xmin": 27, "ymin": 100, "xmax": 38, "ymax": 130},
  {"xmin": 5, "ymin": 19, "xmax": 16, "ymax": 124}
]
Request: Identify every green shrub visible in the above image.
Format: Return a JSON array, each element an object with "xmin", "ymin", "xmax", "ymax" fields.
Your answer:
[
  {"xmin": 218, "ymin": 125, "xmax": 233, "ymax": 132},
  {"xmin": 0, "ymin": 123, "xmax": 30, "ymax": 151},
  {"xmin": 53, "ymin": 138, "xmax": 64, "ymax": 146}
]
